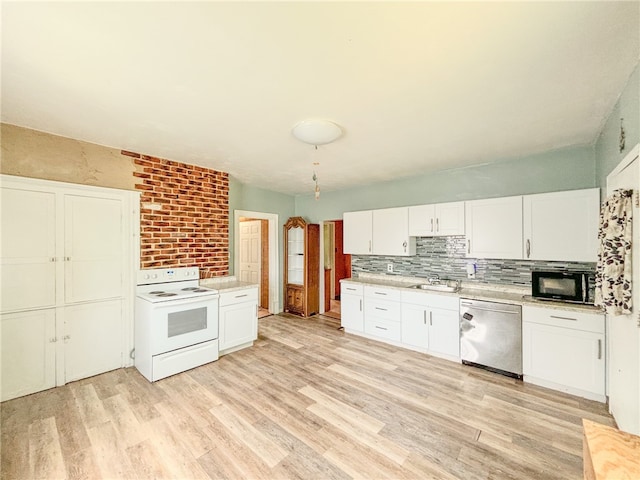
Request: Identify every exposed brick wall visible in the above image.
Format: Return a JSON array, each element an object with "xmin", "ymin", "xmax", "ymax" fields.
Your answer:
[{"xmin": 127, "ymin": 151, "xmax": 229, "ymax": 278}]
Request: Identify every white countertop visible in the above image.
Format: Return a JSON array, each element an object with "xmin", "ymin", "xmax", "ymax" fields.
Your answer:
[
  {"xmin": 341, "ymin": 274, "xmax": 603, "ymax": 314},
  {"xmin": 200, "ymin": 276, "xmax": 258, "ymax": 293}
]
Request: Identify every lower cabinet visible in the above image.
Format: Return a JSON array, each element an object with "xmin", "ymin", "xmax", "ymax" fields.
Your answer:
[
  {"xmin": 401, "ymin": 291, "xmax": 460, "ymax": 359},
  {"xmin": 1, "ymin": 300, "xmax": 125, "ymax": 402},
  {"xmin": 364, "ymin": 286, "xmax": 401, "ymax": 342},
  {"xmin": 523, "ymin": 305, "xmax": 605, "ymax": 401},
  {"xmin": 340, "ymin": 283, "xmax": 364, "ymax": 332},
  {"xmin": 1, "ymin": 309, "xmax": 56, "ymax": 401},
  {"xmin": 285, "ymin": 284, "xmax": 304, "ymax": 316},
  {"xmin": 219, "ymin": 287, "xmax": 258, "ymax": 355}
]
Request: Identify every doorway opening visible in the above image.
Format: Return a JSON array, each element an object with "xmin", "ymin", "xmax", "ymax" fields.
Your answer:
[
  {"xmin": 321, "ymin": 219, "xmax": 351, "ymax": 320},
  {"xmin": 234, "ymin": 210, "xmax": 280, "ymax": 317}
]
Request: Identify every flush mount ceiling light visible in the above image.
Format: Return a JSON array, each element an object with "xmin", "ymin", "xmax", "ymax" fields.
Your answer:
[{"xmin": 291, "ymin": 119, "xmax": 342, "ymax": 145}]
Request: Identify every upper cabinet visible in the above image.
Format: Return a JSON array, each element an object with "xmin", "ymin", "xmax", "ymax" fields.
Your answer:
[
  {"xmin": 408, "ymin": 201, "xmax": 465, "ymax": 237},
  {"xmin": 344, "ymin": 207, "xmax": 415, "ymax": 256},
  {"xmin": 523, "ymin": 188, "xmax": 599, "ymax": 262},
  {"xmin": 343, "ymin": 210, "xmax": 372, "ymax": 255},
  {"xmin": 465, "ymin": 196, "xmax": 524, "ymax": 259},
  {"xmin": 372, "ymin": 207, "xmax": 416, "ymax": 256}
]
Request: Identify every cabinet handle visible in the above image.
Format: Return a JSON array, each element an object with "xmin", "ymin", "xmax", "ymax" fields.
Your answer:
[
  {"xmin": 359, "ymin": 299, "xmax": 362, "ymax": 311},
  {"xmin": 375, "ymin": 307, "xmax": 388, "ymax": 311},
  {"xmin": 430, "ymin": 218, "xmax": 434, "ymax": 233},
  {"xmin": 50, "ymin": 257, "xmax": 56, "ymax": 262},
  {"xmin": 423, "ymin": 310, "xmax": 426, "ymax": 325},
  {"xmin": 467, "ymin": 239, "xmax": 471, "ymax": 254},
  {"xmin": 526, "ymin": 239, "xmax": 531, "ymax": 258},
  {"xmin": 49, "ymin": 337, "xmax": 57, "ymax": 343},
  {"xmin": 235, "ymin": 294, "xmax": 248, "ymax": 298},
  {"xmin": 430, "ymin": 311, "xmax": 433, "ymax": 326},
  {"xmin": 65, "ymin": 256, "xmax": 71, "ymax": 261},
  {"xmin": 346, "ymin": 287, "xmax": 356, "ymax": 291},
  {"xmin": 598, "ymin": 339, "xmax": 602, "ymax": 360},
  {"xmin": 374, "ymin": 292, "xmax": 387, "ymax": 296},
  {"xmin": 550, "ymin": 315, "xmax": 577, "ymax": 322},
  {"xmin": 368, "ymin": 240, "xmax": 372, "ymax": 253},
  {"xmin": 436, "ymin": 218, "xmax": 439, "ymax": 232},
  {"xmin": 403, "ymin": 241, "xmax": 407, "ymax": 253},
  {"xmin": 375, "ymin": 326, "xmax": 388, "ymax": 331}
]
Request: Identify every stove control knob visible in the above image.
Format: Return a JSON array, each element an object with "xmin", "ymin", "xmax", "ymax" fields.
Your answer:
[
  {"xmin": 152, "ymin": 274, "xmax": 158, "ymax": 279},
  {"xmin": 144, "ymin": 274, "xmax": 150, "ymax": 279}
]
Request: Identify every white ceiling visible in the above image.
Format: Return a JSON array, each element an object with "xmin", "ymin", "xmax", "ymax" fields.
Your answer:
[{"xmin": 2, "ymin": 2, "xmax": 639, "ymax": 195}]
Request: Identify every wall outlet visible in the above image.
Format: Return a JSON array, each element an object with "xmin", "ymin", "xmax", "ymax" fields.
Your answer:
[
  {"xmin": 466, "ymin": 262, "xmax": 476, "ymax": 279},
  {"xmin": 387, "ymin": 263, "xmax": 393, "ymax": 273}
]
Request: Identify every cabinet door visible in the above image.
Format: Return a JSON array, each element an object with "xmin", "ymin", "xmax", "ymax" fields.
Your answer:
[
  {"xmin": 428, "ymin": 308, "xmax": 460, "ymax": 358},
  {"xmin": 1, "ymin": 309, "xmax": 56, "ymax": 401},
  {"xmin": 465, "ymin": 196, "xmax": 523, "ymax": 259},
  {"xmin": 435, "ymin": 201, "xmax": 465, "ymax": 236},
  {"xmin": 523, "ymin": 188, "xmax": 599, "ymax": 262},
  {"xmin": 64, "ymin": 195, "xmax": 124, "ymax": 303},
  {"xmin": 1, "ymin": 187, "xmax": 56, "ymax": 312},
  {"xmin": 372, "ymin": 207, "xmax": 415, "ymax": 256},
  {"xmin": 401, "ymin": 303, "xmax": 429, "ymax": 349},
  {"xmin": 286, "ymin": 285, "xmax": 304, "ymax": 314},
  {"xmin": 408, "ymin": 204, "xmax": 436, "ymax": 236},
  {"xmin": 341, "ymin": 293, "xmax": 364, "ymax": 332},
  {"xmin": 63, "ymin": 300, "xmax": 123, "ymax": 383},
  {"xmin": 343, "ymin": 211, "xmax": 372, "ymax": 254},
  {"xmin": 523, "ymin": 322, "xmax": 605, "ymax": 396},
  {"xmin": 219, "ymin": 301, "xmax": 258, "ymax": 351}
]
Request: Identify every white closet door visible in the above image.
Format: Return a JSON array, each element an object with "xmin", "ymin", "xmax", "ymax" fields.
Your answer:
[
  {"xmin": 64, "ymin": 194, "xmax": 124, "ymax": 303},
  {"xmin": 1, "ymin": 309, "xmax": 56, "ymax": 401},
  {"xmin": 63, "ymin": 299, "xmax": 123, "ymax": 382},
  {"xmin": 1, "ymin": 188, "xmax": 56, "ymax": 312}
]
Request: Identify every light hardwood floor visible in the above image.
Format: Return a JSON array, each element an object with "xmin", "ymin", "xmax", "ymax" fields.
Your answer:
[{"xmin": 1, "ymin": 313, "xmax": 615, "ymax": 479}]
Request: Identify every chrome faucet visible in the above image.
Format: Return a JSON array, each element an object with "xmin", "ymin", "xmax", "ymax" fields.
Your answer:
[{"xmin": 428, "ymin": 274, "xmax": 440, "ymax": 284}]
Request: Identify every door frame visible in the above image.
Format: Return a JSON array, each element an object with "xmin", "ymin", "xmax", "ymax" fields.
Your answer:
[{"xmin": 233, "ymin": 210, "xmax": 279, "ymax": 313}]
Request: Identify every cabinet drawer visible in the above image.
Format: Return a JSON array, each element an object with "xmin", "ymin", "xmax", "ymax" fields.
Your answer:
[
  {"xmin": 219, "ymin": 287, "xmax": 258, "ymax": 307},
  {"xmin": 341, "ymin": 283, "xmax": 364, "ymax": 296},
  {"xmin": 364, "ymin": 286, "xmax": 401, "ymax": 302},
  {"xmin": 365, "ymin": 298, "xmax": 401, "ymax": 321},
  {"xmin": 365, "ymin": 317, "xmax": 401, "ymax": 342},
  {"xmin": 523, "ymin": 305, "xmax": 604, "ymax": 334}
]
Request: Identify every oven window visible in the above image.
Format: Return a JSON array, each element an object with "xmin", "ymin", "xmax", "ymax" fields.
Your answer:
[{"xmin": 167, "ymin": 307, "xmax": 207, "ymax": 337}]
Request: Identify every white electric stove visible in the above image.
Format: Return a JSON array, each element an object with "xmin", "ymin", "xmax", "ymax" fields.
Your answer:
[{"xmin": 135, "ymin": 267, "xmax": 220, "ymax": 382}]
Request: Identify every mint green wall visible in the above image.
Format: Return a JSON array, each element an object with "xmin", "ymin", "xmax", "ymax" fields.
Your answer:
[
  {"xmin": 595, "ymin": 63, "xmax": 640, "ymax": 192},
  {"xmin": 295, "ymin": 145, "xmax": 596, "ymax": 223},
  {"xmin": 228, "ymin": 177, "xmax": 295, "ymax": 308}
]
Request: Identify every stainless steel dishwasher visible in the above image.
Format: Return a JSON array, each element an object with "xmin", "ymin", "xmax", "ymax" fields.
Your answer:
[{"xmin": 459, "ymin": 298, "xmax": 523, "ymax": 379}]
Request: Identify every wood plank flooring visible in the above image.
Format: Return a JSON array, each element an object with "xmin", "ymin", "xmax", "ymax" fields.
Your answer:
[{"xmin": 1, "ymin": 313, "xmax": 616, "ymax": 479}]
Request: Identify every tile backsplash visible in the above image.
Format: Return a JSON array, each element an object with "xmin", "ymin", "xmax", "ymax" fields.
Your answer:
[{"xmin": 351, "ymin": 236, "xmax": 595, "ymax": 288}]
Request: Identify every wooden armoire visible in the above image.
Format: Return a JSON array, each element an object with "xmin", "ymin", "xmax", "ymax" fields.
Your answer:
[{"xmin": 283, "ymin": 216, "xmax": 320, "ymax": 317}]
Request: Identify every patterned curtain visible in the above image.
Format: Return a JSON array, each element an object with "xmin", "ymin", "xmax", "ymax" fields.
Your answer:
[{"xmin": 594, "ymin": 189, "xmax": 633, "ymax": 315}]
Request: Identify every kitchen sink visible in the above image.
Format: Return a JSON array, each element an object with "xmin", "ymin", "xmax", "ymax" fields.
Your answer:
[{"xmin": 408, "ymin": 280, "xmax": 460, "ymax": 293}]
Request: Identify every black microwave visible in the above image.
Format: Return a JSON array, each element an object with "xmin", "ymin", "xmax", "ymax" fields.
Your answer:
[{"xmin": 531, "ymin": 271, "xmax": 590, "ymax": 304}]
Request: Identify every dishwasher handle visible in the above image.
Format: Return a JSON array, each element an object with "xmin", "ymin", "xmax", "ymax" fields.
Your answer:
[{"xmin": 460, "ymin": 303, "xmax": 521, "ymax": 315}]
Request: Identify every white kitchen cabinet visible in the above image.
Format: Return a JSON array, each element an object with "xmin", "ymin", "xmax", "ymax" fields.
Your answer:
[
  {"xmin": 372, "ymin": 207, "xmax": 416, "ymax": 256},
  {"xmin": 219, "ymin": 287, "xmax": 258, "ymax": 354},
  {"xmin": 1, "ymin": 309, "xmax": 56, "ymax": 401},
  {"xmin": 523, "ymin": 305, "xmax": 605, "ymax": 401},
  {"xmin": 0, "ymin": 175, "xmax": 137, "ymax": 401},
  {"xmin": 63, "ymin": 299, "xmax": 123, "ymax": 383},
  {"xmin": 364, "ymin": 286, "xmax": 401, "ymax": 341},
  {"xmin": 408, "ymin": 201, "xmax": 465, "ymax": 237},
  {"xmin": 343, "ymin": 210, "xmax": 372, "ymax": 254},
  {"xmin": 523, "ymin": 188, "xmax": 599, "ymax": 262},
  {"xmin": 465, "ymin": 196, "xmax": 523, "ymax": 259},
  {"xmin": 401, "ymin": 291, "xmax": 460, "ymax": 359},
  {"xmin": 341, "ymin": 282, "xmax": 364, "ymax": 333},
  {"xmin": 1, "ymin": 187, "xmax": 57, "ymax": 312}
]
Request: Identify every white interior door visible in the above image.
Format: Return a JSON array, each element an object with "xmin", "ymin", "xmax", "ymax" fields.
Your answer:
[
  {"xmin": 1, "ymin": 188, "xmax": 57, "ymax": 312},
  {"xmin": 606, "ymin": 145, "xmax": 640, "ymax": 435},
  {"xmin": 64, "ymin": 194, "xmax": 124, "ymax": 303},
  {"xmin": 239, "ymin": 220, "xmax": 261, "ymax": 286}
]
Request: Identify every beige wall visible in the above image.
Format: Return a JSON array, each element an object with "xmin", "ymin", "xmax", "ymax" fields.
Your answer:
[{"xmin": 1, "ymin": 123, "xmax": 136, "ymax": 190}]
